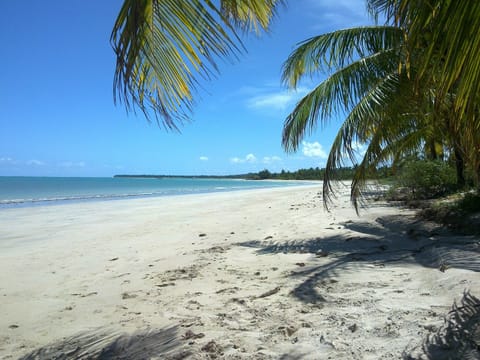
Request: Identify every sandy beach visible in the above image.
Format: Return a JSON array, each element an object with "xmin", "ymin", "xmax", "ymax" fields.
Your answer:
[{"xmin": 1, "ymin": 184, "xmax": 479, "ymax": 359}]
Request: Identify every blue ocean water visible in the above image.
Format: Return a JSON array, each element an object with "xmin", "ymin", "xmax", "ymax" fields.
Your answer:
[{"xmin": 0, "ymin": 176, "xmax": 306, "ymax": 208}]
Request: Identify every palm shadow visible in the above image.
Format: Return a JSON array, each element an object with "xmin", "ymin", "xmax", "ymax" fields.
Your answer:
[
  {"xmin": 19, "ymin": 326, "xmax": 190, "ymax": 360},
  {"xmin": 238, "ymin": 214, "xmax": 480, "ymax": 304}
]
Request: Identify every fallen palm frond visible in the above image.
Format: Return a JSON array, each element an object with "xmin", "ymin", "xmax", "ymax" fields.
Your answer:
[{"xmin": 404, "ymin": 290, "xmax": 480, "ymax": 360}]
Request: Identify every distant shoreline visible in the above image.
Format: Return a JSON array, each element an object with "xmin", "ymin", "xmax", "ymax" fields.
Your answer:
[{"xmin": 113, "ymin": 174, "xmax": 251, "ymax": 180}]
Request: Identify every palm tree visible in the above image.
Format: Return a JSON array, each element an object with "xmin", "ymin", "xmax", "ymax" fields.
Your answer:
[
  {"xmin": 368, "ymin": 0, "xmax": 480, "ymax": 185},
  {"xmin": 110, "ymin": 0, "xmax": 283, "ymax": 130},
  {"xmin": 281, "ymin": 0, "xmax": 480, "ymax": 210},
  {"xmin": 281, "ymin": 23, "xmax": 416, "ymax": 210}
]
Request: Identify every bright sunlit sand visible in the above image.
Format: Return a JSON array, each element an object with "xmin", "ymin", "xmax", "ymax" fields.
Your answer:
[{"xmin": 1, "ymin": 185, "xmax": 478, "ymax": 359}]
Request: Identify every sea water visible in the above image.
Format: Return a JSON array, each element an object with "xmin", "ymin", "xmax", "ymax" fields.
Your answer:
[{"xmin": 0, "ymin": 176, "xmax": 306, "ymax": 208}]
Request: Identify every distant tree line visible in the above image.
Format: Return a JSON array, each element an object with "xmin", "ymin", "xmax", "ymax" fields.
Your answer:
[
  {"xmin": 244, "ymin": 166, "xmax": 394, "ymax": 181},
  {"xmin": 114, "ymin": 166, "xmax": 393, "ymax": 181}
]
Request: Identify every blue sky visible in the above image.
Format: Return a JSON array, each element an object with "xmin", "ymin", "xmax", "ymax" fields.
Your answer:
[{"xmin": 0, "ymin": 0, "xmax": 373, "ymax": 177}]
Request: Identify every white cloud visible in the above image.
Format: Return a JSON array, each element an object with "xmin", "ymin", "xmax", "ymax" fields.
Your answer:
[
  {"xmin": 262, "ymin": 156, "xmax": 282, "ymax": 164},
  {"xmin": 302, "ymin": 141, "xmax": 328, "ymax": 158},
  {"xmin": 246, "ymin": 87, "xmax": 309, "ymax": 111},
  {"xmin": 245, "ymin": 154, "xmax": 256, "ymax": 162},
  {"xmin": 27, "ymin": 159, "xmax": 46, "ymax": 166},
  {"xmin": 248, "ymin": 93, "xmax": 293, "ymax": 110},
  {"xmin": 199, "ymin": 156, "xmax": 209, "ymax": 161},
  {"xmin": 59, "ymin": 161, "xmax": 86, "ymax": 168},
  {"xmin": 230, "ymin": 153, "xmax": 257, "ymax": 164},
  {"xmin": 0, "ymin": 157, "xmax": 15, "ymax": 164}
]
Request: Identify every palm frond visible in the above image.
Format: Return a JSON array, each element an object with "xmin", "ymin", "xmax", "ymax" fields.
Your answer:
[
  {"xmin": 404, "ymin": 290, "xmax": 480, "ymax": 359},
  {"xmin": 372, "ymin": 0, "xmax": 480, "ymax": 121},
  {"xmin": 219, "ymin": 0, "xmax": 285, "ymax": 34},
  {"xmin": 281, "ymin": 26, "xmax": 403, "ymax": 88},
  {"xmin": 320, "ymin": 72, "xmax": 403, "ymax": 208},
  {"xmin": 282, "ymin": 46, "xmax": 400, "ymax": 152},
  {"xmin": 111, "ymin": 0, "xmax": 281, "ymax": 128},
  {"xmin": 350, "ymin": 115, "xmax": 426, "ymax": 211}
]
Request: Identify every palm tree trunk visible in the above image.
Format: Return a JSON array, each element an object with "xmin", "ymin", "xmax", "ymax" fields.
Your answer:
[
  {"xmin": 454, "ymin": 145, "xmax": 466, "ymax": 188},
  {"xmin": 427, "ymin": 139, "xmax": 438, "ymax": 160}
]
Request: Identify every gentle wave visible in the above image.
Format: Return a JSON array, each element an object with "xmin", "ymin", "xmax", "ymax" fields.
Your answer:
[
  {"xmin": 0, "ymin": 192, "xmax": 165, "ymax": 205},
  {"xmin": 0, "ymin": 177, "xmax": 310, "ymax": 209}
]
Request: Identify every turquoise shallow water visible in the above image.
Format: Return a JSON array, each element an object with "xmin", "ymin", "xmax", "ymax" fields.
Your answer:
[{"xmin": 0, "ymin": 176, "xmax": 306, "ymax": 208}]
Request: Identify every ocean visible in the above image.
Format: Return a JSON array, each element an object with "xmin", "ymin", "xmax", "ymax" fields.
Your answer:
[{"xmin": 0, "ymin": 176, "xmax": 308, "ymax": 208}]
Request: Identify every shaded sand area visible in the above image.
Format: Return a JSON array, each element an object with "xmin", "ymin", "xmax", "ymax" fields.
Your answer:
[{"xmin": 0, "ymin": 185, "xmax": 479, "ymax": 359}]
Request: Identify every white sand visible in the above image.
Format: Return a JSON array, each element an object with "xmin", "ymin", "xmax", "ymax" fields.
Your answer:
[{"xmin": 0, "ymin": 184, "xmax": 479, "ymax": 359}]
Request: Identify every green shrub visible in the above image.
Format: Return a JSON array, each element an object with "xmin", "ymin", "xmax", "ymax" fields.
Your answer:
[
  {"xmin": 457, "ymin": 192, "xmax": 480, "ymax": 213},
  {"xmin": 397, "ymin": 160, "xmax": 457, "ymax": 199}
]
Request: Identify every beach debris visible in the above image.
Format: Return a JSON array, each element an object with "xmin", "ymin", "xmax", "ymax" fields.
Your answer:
[
  {"xmin": 439, "ymin": 262, "xmax": 449, "ymax": 272},
  {"xmin": 155, "ymin": 282, "xmax": 175, "ymax": 287},
  {"xmin": 109, "ymin": 257, "xmax": 119, "ymax": 261},
  {"xmin": 71, "ymin": 292, "xmax": 98, "ymax": 298},
  {"xmin": 113, "ymin": 272, "xmax": 130, "ymax": 278},
  {"xmin": 216, "ymin": 287, "xmax": 239, "ymax": 294},
  {"xmin": 8, "ymin": 324, "xmax": 19, "ymax": 329},
  {"xmin": 230, "ymin": 297, "xmax": 247, "ymax": 305},
  {"xmin": 315, "ymin": 250, "xmax": 329, "ymax": 257},
  {"xmin": 198, "ymin": 233, "xmax": 207, "ymax": 237},
  {"xmin": 348, "ymin": 323, "xmax": 358, "ymax": 333},
  {"xmin": 203, "ymin": 246, "xmax": 226, "ymax": 254},
  {"xmin": 257, "ymin": 286, "xmax": 281, "ymax": 299},
  {"xmin": 121, "ymin": 292, "xmax": 137, "ymax": 300},
  {"xmin": 264, "ymin": 235, "xmax": 273, "ymax": 240},
  {"xmin": 319, "ymin": 335, "xmax": 336, "ymax": 349},
  {"xmin": 201, "ymin": 340, "xmax": 222, "ymax": 354},
  {"xmin": 279, "ymin": 325, "xmax": 297, "ymax": 337},
  {"xmin": 182, "ymin": 329, "xmax": 205, "ymax": 340},
  {"xmin": 186, "ymin": 299, "xmax": 202, "ymax": 310},
  {"xmin": 295, "ymin": 262, "xmax": 306, "ymax": 267}
]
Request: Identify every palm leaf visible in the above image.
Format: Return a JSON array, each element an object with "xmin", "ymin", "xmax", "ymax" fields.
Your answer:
[
  {"xmin": 282, "ymin": 27, "xmax": 403, "ymax": 153},
  {"xmin": 369, "ymin": 0, "xmax": 480, "ymax": 126},
  {"xmin": 403, "ymin": 290, "xmax": 480, "ymax": 359},
  {"xmin": 282, "ymin": 26, "xmax": 403, "ymax": 88},
  {"xmin": 111, "ymin": 0, "xmax": 283, "ymax": 128}
]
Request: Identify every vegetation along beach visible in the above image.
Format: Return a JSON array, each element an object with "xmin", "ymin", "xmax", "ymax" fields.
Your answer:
[{"xmin": 1, "ymin": 0, "xmax": 480, "ymax": 359}]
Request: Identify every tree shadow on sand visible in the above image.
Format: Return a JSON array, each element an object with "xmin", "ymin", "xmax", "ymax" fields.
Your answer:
[
  {"xmin": 238, "ymin": 214, "xmax": 480, "ymax": 305},
  {"xmin": 19, "ymin": 326, "xmax": 190, "ymax": 360}
]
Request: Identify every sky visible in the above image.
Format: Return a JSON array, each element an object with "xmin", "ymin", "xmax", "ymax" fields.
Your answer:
[{"xmin": 0, "ymin": 0, "xmax": 373, "ymax": 177}]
